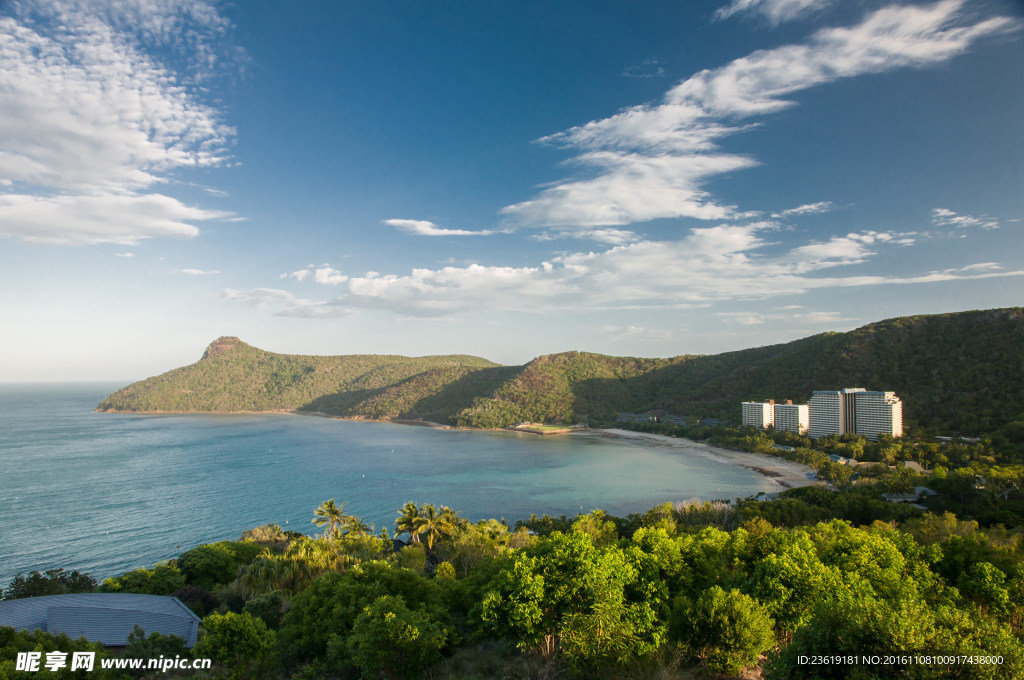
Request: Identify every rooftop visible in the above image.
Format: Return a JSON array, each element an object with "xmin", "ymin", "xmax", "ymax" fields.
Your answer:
[{"xmin": 0, "ymin": 593, "xmax": 201, "ymax": 647}]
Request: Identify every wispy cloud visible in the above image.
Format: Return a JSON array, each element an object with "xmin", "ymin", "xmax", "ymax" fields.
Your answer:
[
  {"xmin": 501, "ymin": 1, "xmax": 1018, "ymax": 232},
  {"xmin": 225, "ymin": 224, "xmax": 1023, "ymax": 319},
  {"xmin": 280, "ymin": 269, "xmax": 312, "ymax": 282},
  {"xmin": 601, "ymin": 325, "xmax": 675, "ymax": 342},
  {"xmin": 931, "ymin": 208, "xmax": 1000, "ymax": 230},
  {"xmin": 383, "ymin": 219, "xmax": 493, "ymax": 237},
  {"xmin": 0, "ymin": 0, "xmax": 239, "ymax": 245},
  {"xmin": 176, "ymin": 268, "xmax": 220, "ymax": 276},
  {"xmin": 717, "ymin": 309, "xmax": 851, "ymax": 325},
  {"xmin": 279, "ymin": 266, "xmax": 349, "ymax": 285},
  {"xmin": 531, "ymin": 227, "xmax": 642, "ymax": 245},
  {"xmin": 0, "ymin": 193, "xmax": 233, "ymax": 245},
  {"xmin": 772, "ymin": 201, "xmax": 834, "ymax": 218},
  {"xmin": 786, "ymin": 230, "xmax": 916, "ymax": 273},
  {"xmin": 713, "ymin": 0, "xmax": 836, "ymax": 25},
  {"xmin": 218, "ymin": 288, "xmax": 352, "ymax": 318},
  {"xmin": 622, "ymin": 59, "xmax": 665, "ymax": 79}
]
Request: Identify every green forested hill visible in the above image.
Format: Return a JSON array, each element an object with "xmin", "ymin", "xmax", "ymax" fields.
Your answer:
[
  {"xmin": 98, "ymin": 308, "xmax": 1024, "ymax": 432},
  {"xmin": 95, "ymin": 337, "xmax": 502, "ymax": 418},
  {"xmin": 643, "ymin": 307, "xmax": 1024, "ymax": 433}
]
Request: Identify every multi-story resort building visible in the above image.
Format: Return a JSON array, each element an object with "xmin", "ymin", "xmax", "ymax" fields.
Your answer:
[
  {"xmin": 774, "ymin": 401, "xmax": 810, "ymax": 435},
  {"xmin": 743, "ymin": 399, "xmax": 809, "ymax": 434},
  {"xmin": 808, "ymin": 388, "xmax": 865, "ymax": 439},
  {"xmin": 853, "ymin": 391, "xmax": 903, "ymax": 440},
  {"xmin": 741, "ymin": 400, "xmax": 774, "ymax": 429},
  {"xmin": 747, "ymin": 387, "xmax": 902, "ymax": 440}
]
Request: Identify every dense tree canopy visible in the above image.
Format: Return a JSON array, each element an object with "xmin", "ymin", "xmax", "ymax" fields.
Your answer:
[{"xmin": 6, "ymin": 486, "xmax": 1024, "ymax": 679}]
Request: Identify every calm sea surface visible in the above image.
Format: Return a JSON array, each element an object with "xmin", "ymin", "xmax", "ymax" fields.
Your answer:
[{"xmin": 0, "ymin": 383, "xmax": 776, "ymax": 584}]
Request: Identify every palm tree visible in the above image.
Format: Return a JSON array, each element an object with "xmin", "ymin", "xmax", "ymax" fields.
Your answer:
[
  {"xmin": 343, "ymin": 516, "xmax": 373, "ymax": 538},
  {"xmin": 395, "ymin": 501, "xmax": 422, "ymax": 544},
  {"xmin": 312, "ymin": 498, "xmax": 355, "ymax": 539},
  {"xmin": 411, "ymin": 504, "xmax": 457, "ymax": 553},
  {"xmin": 238, "ymin": 553, "xmax": 315, "ymax": 597},
  {"xmin": 238, "ymin": 539, "xmax": 356, "ymax": 597},
  {"xmin": 440, "ymin": 505, "xmax": 467, "ymax": 531}
]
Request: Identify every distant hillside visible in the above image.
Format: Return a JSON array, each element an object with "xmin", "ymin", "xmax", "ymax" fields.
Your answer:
[
  {"xmin": 96, "ymin": 337, "xmax": 502, "ymax": 419},
  {"xmin": 98, "ymin": 308, "xmax": 1024, "ymax": 432},
  {"xmin": 645, "ymin": 307, "xmax": 1024, "ymax": 433}
]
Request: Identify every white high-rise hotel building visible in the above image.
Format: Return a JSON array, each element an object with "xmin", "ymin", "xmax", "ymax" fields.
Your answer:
[
  {"xmin": 853, "ymin": 391, "xmax": 903, "ymax": 440},
  {"xmin": 774, "ymin": 401, "xmax": 810, "ymax": 435},
  {"xmin": 808, "ymin": 388, "xmax": 863, "ymax": 439},
  {"xmin": 745, "ymin": 388, "xmax": 902, "ymax": 440},
  {"xmin": 741, "ymin": 399, "xmax": 809, "ymax": 434},
  {"xmin": 741, "ymin": 401, "xmax": 774, "ymax": 429}
]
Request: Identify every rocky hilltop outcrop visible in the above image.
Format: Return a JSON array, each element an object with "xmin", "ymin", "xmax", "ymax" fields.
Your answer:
[{"xmin": 202, "ymin": 336, "xmax": 246, "ymax": 360}]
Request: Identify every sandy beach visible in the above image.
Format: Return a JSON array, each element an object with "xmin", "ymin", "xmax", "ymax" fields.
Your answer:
[{"xmin": 580, "ymin": 428, "xmax": 820, "ymax": 491}]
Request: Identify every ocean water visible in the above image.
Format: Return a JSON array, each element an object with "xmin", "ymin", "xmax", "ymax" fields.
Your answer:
[{"xmin": 0, "ymin": 383, "xmax": 777, "ymax": 584}]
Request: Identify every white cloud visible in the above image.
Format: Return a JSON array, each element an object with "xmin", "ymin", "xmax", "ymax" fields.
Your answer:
[
  {"xmin": 314, "ymin": 267, "xmax": 349, "ymax": 285},
  {"xmin": 227, "ymin": 223, "xmax": 1023, "ymax": 319},
  {"xmin": 502, "ymin": 152, "xmax": 755, "ymax": 228},
  {"xmin": 177, "ymin": 268, "xmax": 220, "ymax": 275},
  {"xmin": 437, "ymin": 257, "xmax": 482, "ymax": 266},
  {"xmin": 0, "ymin": 193, "xmax": 232, "ymax": 245},
  {"xmin": 786, "ymin": 230, "xmax": 916, "ymax": 273},
  {"xmin": 772, "ymin": 201, "xmax": 834, "ymax": 218},
  {"xmin": 601, "ymin": 325, "xmax": 675, "ymax": 342},
  {"xmin": 278, "ymin": 265, "xmax": 348, "ymax": 285},
  {"xmin": 714, "ymin": 0, "xmax": 836, "ymax": 25},
  {"xmin": 280, "ymin": 269, "xmax": 311, "ymax": 282},
  {"xmin": 218, "ymin": 288, "xmax": 352, "ymax": 318},
  {"xmin": 532, "ymin": 227, "xmax": 642, "ymax": 245},
  {"xmin": 0, "ymin": 0, "xmax": 239, "ymax": 245},
  {"xmin": 719, "ymin": 309, "xmax": 851, "ymax": 325},
  {"xmin": 716, "ymin": 312, "xmax": 768, "ymax": 325},
  {"xmin": 502, "ymin": 1, "xmax": 1017, "ymax": 231},
  {"xmin": 383, "ymin": 219, "xmax": 493, "ymax": 237},
  {"xmin": 931, "ymin": 208, "xmax": 1000, "ymax": 230},
  {"xmin": 114, "ymin": 252, "xmax": 134, "ymax": 257}
]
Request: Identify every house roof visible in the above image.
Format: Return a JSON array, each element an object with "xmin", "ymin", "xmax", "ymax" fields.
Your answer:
[{"xmin": 0, "ymin": 593, "xmax": 201, "ymax": 647}]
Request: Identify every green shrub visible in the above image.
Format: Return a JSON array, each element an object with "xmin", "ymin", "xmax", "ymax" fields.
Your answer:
[
  {"xmin": 194, "ymin": 612, "xmax": 276, "ymax": 680},
  {"xmin": 340, "ymin": 595, "xmax": 448, "ymax": 679},
  {"xmin": 99, "ymin": 563, "xmax": 184, "ymax": 595},
  {"xmin": 3, "ymin": 569, "xmax": 96, "ymax": 599},
  {"xmin": 671, "ymin": 586, "xmax": 775, "ymax": 675}
]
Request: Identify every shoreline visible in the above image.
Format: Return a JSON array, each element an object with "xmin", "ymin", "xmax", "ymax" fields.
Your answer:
[
  {"xmin": 96, "ymin": 409, "xmax": 815, "ymax": 490},
  {"xmin": 95, "ymin": 408, "xmax": 452, "ymax": 429},
  {"xmin": 579, "ymin": 428, "xmax": 820, "ymax": 491}
]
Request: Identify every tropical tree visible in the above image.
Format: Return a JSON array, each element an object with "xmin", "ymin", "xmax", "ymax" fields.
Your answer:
[
  {"xmin": 277, "ymin": 562, "xmax": 444, "ymax": 668},
  {"xmin": 4, "ymin": 568, "xmax": 97, "ymax": 599},
  {"xmin": 671, "ymin": 586, "xmax": 775, "ymax": 675},
  {"xmin": 412, "ymin": 504, "xmax": 458, "ymax": 554},
  {"xmin": 238, "ymin": 539, "xmax": 356, "ymax": 597},
  {"xmin": 571, "ymin": 509, "xmax": 618, "ymax": 547},
  {"xmin": 99, "ymin": 562, "xmax": 184, "ymax": 595},
  {"xmin": 312, "ymin": 498, "xmax": 355, "ymax": 539},
  {"xmin": 340, "ymin": 595, "xmax": 449, "ymax": 679},
  {"xmin": 344, "ymin": 516, "xmax": 373, "ymax": 538},
  {"xmin": 480, "ymin": 531, "xmax": 667, "ymax": 665},
  {"xmin": 395, "ymin": 501, "xmax": 423, "ymax": 543},
  {"xmin": 195, "ymin": 612, "xmax": 276, "ymax": 680},
  {"xmin": 179, "ymin": 542, "xmax": 259, "ymax": 591}
]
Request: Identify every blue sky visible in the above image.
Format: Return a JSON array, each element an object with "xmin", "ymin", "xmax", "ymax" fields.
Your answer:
[{"xmin": 2, "ymin": 0, "xmax": 1022, "ymax": 381}]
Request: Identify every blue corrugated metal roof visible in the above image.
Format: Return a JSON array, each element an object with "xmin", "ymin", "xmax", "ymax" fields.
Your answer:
[{"xmin": 0, "ymin": 593, "xmax": 201, "ymax": 647}]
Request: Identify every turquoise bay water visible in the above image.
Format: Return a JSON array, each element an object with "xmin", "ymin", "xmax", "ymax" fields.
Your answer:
[{"xmin": 0, "ymin": 383, "xmax": 777, "ymax": 584}]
